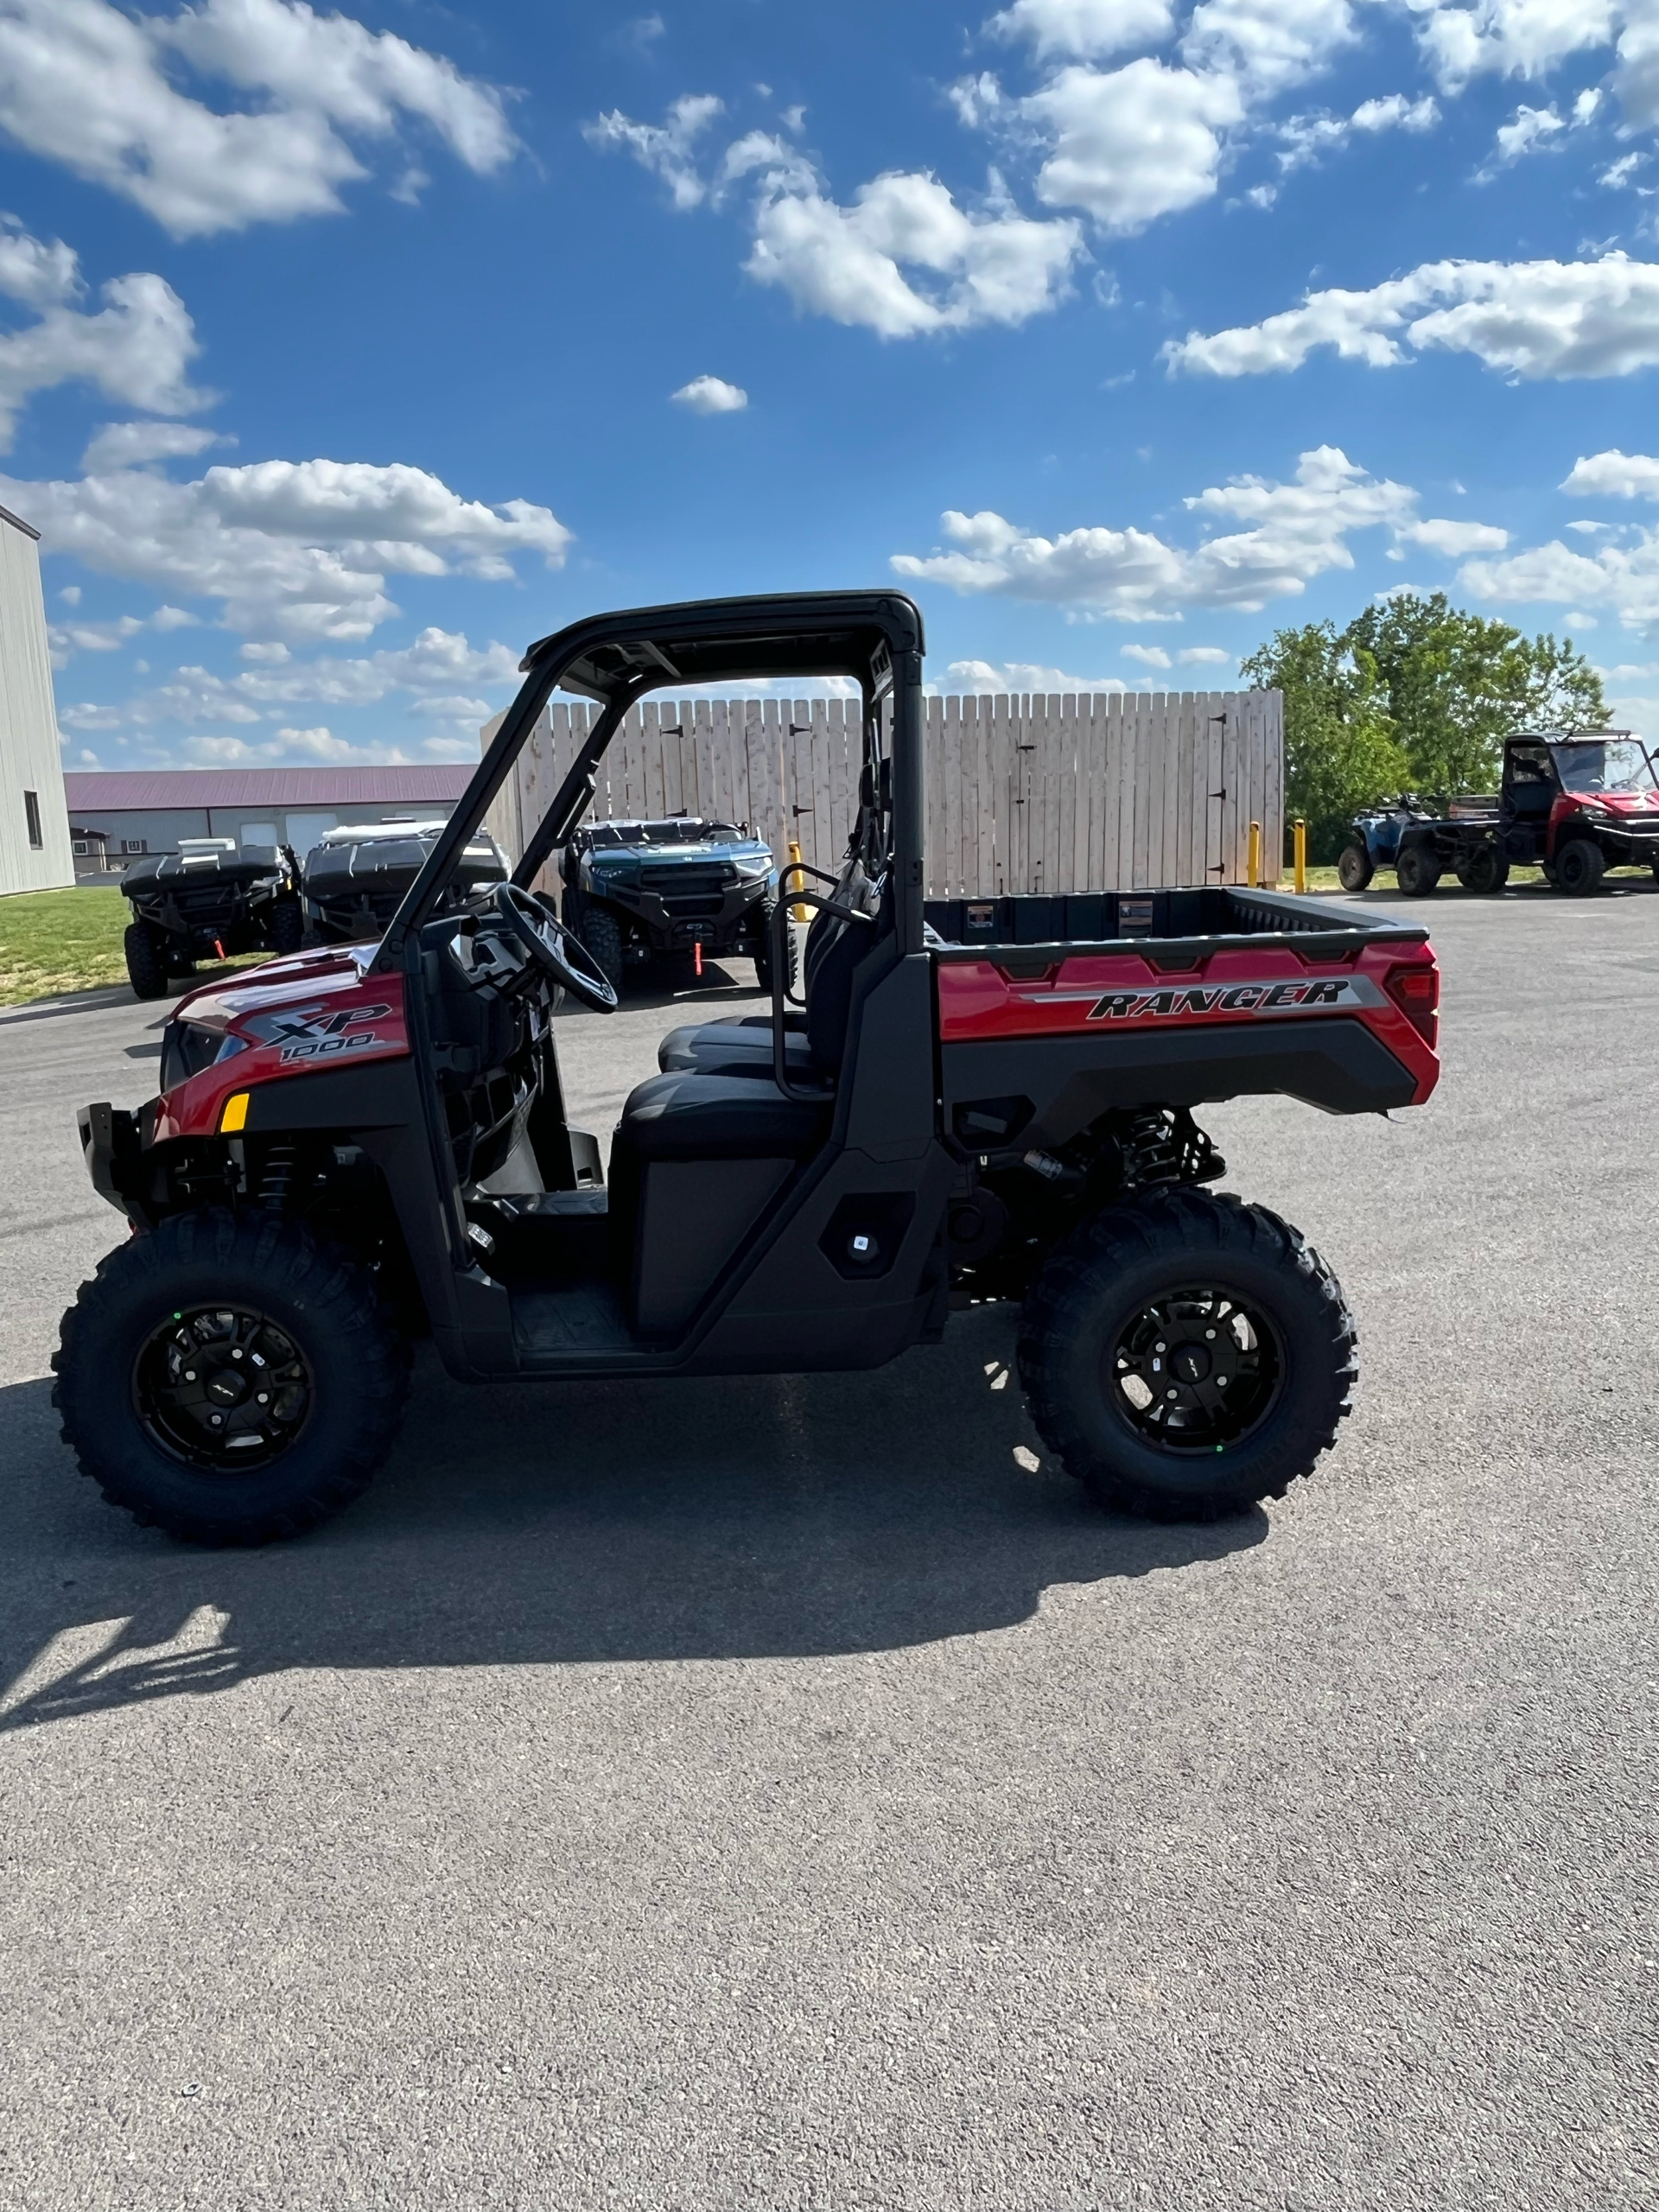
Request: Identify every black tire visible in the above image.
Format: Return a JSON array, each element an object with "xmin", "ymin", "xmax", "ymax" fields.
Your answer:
[
  {"xmin": 1455, "ymin": 843, "xmax": 1510, "ymax": 894},
  {"xmin": 52, "ymin": 1209, "xmax": 410, "ymax": 1547},
  {"xmin": 1395, "ymin": 844, "xmax": 1441, "ymax": 898},
  {"xmin": 1016, "ymin": 1188, "xmax": 1357, "ymax": 1522},
  {"xmin": 576, "ymin": 904, "xmax": 626, "ymax": 997},
  {"xmin": 750, "ymin": 899, "xmax": 800, "ymax": 995},
  {"xmin": 1650, "ymin": 858, "xmax": 1659, "ymax": 887},
  {"xmin": 1336, "ymin": 844, "xmax": 1374, "ymax": 893},
  {"xmin": 124, "ymin": 920, "xmax": 170, "ymax": 1001},
  {"xmin": 268, "ymin": 896, "xmax": 305, "ymax": 955},
  {"xmin": 1554, "ymin": 838, "xmax": 1605, "ymax": 896}
]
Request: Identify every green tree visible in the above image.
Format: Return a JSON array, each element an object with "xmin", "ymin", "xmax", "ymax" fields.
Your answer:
[
  {"xmin": 1339, "ymin": 593, "xmax": 1606, "ymax": 800},
  {"xmin": 1238, "ymin": 621, "xmax": 1409, "ymax": 861}
]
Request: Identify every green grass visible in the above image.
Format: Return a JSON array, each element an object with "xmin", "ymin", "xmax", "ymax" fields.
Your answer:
[
  {"xmin": 0, "ymin": 887, "xmax": 269, "ymax": 1009},
  {"xmin": 0, "ymin": 887, "xmax": 131, "ymax": 1005}
]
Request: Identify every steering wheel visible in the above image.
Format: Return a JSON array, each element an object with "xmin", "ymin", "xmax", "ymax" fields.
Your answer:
[{"xmin": 493, "ymin": 883, "xmax": 618, "ymax": 1014}]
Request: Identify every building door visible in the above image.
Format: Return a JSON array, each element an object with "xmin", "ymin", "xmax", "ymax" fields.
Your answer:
[{"xmin": 283, "ymin": 811, "xmax": 339, "ymax": 857}]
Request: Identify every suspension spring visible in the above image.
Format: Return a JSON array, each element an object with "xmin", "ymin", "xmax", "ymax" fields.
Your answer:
[{"xmin": 258, "ymin": 1142, "xmax": 298, "ymax": 1213}]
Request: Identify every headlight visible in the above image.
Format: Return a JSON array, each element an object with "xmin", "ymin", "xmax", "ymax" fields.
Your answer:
[{"xmin": 159, "ymin": 1020, "xmax": 243, "ymax": 1092}]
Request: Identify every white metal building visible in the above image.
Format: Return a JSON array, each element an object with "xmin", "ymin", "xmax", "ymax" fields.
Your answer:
[{"xmin": 0, "ymin": 501, "xmax": 73, "ymax": 897}]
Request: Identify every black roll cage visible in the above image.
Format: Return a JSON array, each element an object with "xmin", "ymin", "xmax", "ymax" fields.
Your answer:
[{"xmin": 372, "ymin": 590, "xmax": 929, "ymax": 973}]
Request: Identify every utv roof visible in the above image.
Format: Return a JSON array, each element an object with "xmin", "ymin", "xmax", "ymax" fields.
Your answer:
[{"xmin": 523, "ymin": 589, "xmax": 925, "ymax": 700}]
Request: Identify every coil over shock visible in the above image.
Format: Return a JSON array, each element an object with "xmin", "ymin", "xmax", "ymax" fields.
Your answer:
[
  {"xmin": 257, "ymin": 1141, "xmax": 299, "ymax": 1213},
  {"xmin": 1114, "ymin": 1107, "xmax": 1226, "ymax": 1192}
]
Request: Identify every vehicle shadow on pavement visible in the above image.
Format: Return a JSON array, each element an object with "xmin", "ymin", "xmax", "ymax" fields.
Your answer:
[{"xmin": 0, "ymin": 1309, "xmax": 1266, "ymax": 1732}]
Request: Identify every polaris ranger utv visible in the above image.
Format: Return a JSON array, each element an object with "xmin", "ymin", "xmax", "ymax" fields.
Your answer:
[
  {"xmin": 1392, "ymin": 732, "xmax": 1659, "ymax": 897},
  {"xmin": 58, "ymin": 591, "xmax": 1440, "ymax": 1548},
  {"xmin": 302, "ymin": 818, "xmax": 508, "ymax": 945},
  {"xmin": 119, "ymin": 837, "xmax": 305, "ymax": 1000},
  {"xmin": 560, "ymin": 817, "xmax": 790, "ymax": 995}
]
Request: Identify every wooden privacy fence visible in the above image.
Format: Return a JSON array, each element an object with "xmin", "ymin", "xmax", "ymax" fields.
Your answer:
[{"xmin": 482, "ymin": 689, "xmax": 1283, "ymax": 895}]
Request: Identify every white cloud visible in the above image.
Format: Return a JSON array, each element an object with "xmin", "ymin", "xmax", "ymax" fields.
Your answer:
[
  {"xmin": 1396, "ymin": 516, "xmax": 1510, "ymax": 553},
  {"xmin": 238, "ymin": 638, "xmax": 290, "ymax": 662},
  {"xmin": 81, "ymin": 419, "xmax": 226, "ymax": 470},
  {"xmin": 1460, "ymin": 533, "xmax": 1659, "ymax": 632},
  {"xmin": 0, "ymin": 217, "xmax": 209, "ymax": 448},
  {"xmin": 1166, "ymin": 253, "xmax": 1659, "ymax": 379},
  {"xmin": 0, "ymin": 0, "xmax": 515, "ymax": 239},
  {"xmin": 1270, "ymin": 91, "xmax": 1440, "ymax": 184},
  {"xmin": 1122, "ymin": 641, "xmax": 1172, "ymax": 664},
  {"xmin": 49, "ymin": 613, "xmax": 143, "ymax": 656},
  {"xmin": 671, "ymin": 373, "xmax": 748, "ymax": 412},
  {"xmin": 1619, "ymin": 7, "xmax": 1659, "ymax": 129},
  {"xmin": 1179, "ymin": 643, "xmax": 1234, "ymax": 662},
  {"xmin": 585, "ymin": 93, "xmax": 724, "ymax": 210},
  {"xmin": 1561, "ymin": 447, "xmax": 1659, "ymax": 497},
  {"xmin": 1020, "ymin": 59, "xmax": 1243, "ymax": 232},
  {"xmin": 588, "ymin": 98, "xmax": 1083, "ymax": 335},
  {"xmin": 939, "ymin": 656, "xmax": 1126, "ymax": 690},
  {"xmin": 747, "ymin": 166, "xmax": 1083, "ymax": 335},
  {"xmin": 1410, "ymin": 0, "xmax": 1618, "ymax": 90},
  {"xmin": 893, "ymin": 445, "xmax": 1428, "ymax": 618},
  {"xmin": 988, "ymin": 0, "xmax": 1176, "ymax": 60},
  {"xmin": 1486, "ymin": 99, "xmax": 1567, "ymax": 163},
  {"xmin": 119, "ymin": 628, "xmax": 521, "ymax": 728},
  {"xmin": 4, "ymin": 459, "xmax": 569, "ymax": 641},
  {"xmin": 1181, "ymin": 0, "xmax": 1358, "ymax": 97}
]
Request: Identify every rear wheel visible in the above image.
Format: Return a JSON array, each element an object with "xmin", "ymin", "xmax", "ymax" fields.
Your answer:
[
  {"xmin": 53, "ymin": 1209, "xmax": 409, "ymax": 1546},
  {"xmin": 1455, "ymin": 843, "xmax": 1510, "ymax": 894},
  {"xmin": 576, "ymin": 905, "xmax": 626, "ymax": 997},
  {"xmin": 1336, "ymin": 844, "xmax": 1374, "ymax": 893},
  {"xmin": 124, "ymin": 921, "xmax": 170, "ymax": 1001},
  {"xmin": 1395, "ymin": 844, "xmax": 1441, "ymax": 898},
  {"xmin": 1017, "ymin": 1189, "xmax": 1357, "ymax": 1522},
  {"xmin": 268, "ymin": 896, "xmax": 305, "ymax": 954},
  {"xmin": 1554, "ymin": 838, "xmax": 1605, "ymax": 896}
]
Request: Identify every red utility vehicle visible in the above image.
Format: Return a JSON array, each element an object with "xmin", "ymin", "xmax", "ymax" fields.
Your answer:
[
  {"xmin": 1391, "ymin": 732, "xmax": 1659, "ymax": 897},
  {"xmin": 57, "ymin": 593, "xmax": 1440, "ymax": 1545}
]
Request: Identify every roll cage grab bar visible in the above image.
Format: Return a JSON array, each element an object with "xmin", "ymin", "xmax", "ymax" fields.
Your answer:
[{"xmin": 372, "ymin": 590, "xmax": 929, "ymax": 974}]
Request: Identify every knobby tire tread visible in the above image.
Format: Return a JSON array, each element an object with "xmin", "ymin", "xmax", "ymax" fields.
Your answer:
[
  {"xmin": 52, "ymin": 1208, "xmax": 410, "ymax": 1546},
  {"xmin": 1015, "ymin": 1187, "xmax": 1358, "ymax": 1522}
]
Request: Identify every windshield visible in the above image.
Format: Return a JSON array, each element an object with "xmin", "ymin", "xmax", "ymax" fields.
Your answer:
[
  {"xmin": 585, "ymin": 818, "xmax": 742, "ymax": 848},
  {"xmin": 1552, "ymin": 739, "xmax": 1658, "ymax": 795}
]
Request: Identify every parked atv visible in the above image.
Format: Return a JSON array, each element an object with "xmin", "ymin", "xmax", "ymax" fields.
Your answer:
[
  {"xmin": 1392, "ymin": 733, "xmax": 1659, "ymax": 898},
  {"xmin": 119, "ymin": 837, "xmax": 303, "ymax": 1001},
  {"xmin": 559, "ymin": 817, "xmax": 793, "ymax": 995},
  {"xmin": 60, "ymin": 588, "xmax": 1440, "ymax": 1550},
  {"xmin": 1335, "ymin": 798, "xmax": 1434, "ymax": 893},
  {"xmin": 302, "ymin": 819, "xmax": 508, "ymax": 945}
]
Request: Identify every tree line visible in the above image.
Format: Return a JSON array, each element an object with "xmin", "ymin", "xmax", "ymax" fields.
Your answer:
[{"xmin": 1240, "ymin": 594, "xmax": 1609, "ymax": 860}]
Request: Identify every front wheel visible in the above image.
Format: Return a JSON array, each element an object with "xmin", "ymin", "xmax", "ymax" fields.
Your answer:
[
  {"xmin": 1337, "ymin": 844, "xmax": 1374, "ymax": 893},
  {"xmin": 750, "ymin": 899, "xmax": 800, "ymax": 995},
  {"xmin": 53, "ymin": 1209, "xmax": 410, "ymax": 1546},
  {"xmin": 268, "ymin": 896, "xmax": 305, "ymax": 955},
  {"xmin": 576, "ymin": 904, "xmax": 626, "ymax": 997},
  {"xmin": 1016, "ymin": 1189, "xmax": 1357, "ymax": 1521},
  {"xmin": 1554, "ymin": 838, "xmax": 1605, "ymax": 896}
]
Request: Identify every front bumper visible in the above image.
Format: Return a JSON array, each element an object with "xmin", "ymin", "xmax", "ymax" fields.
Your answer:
[
  {"xmin": 600, "ymin": 877, "xmax": 772, "ymax": 951},
  {"xmin": 79, "ymin": 1099, "xmax": 148, "ymax": 1216}
]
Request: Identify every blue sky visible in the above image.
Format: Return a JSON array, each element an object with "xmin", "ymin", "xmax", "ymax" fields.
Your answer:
[{"xmin": 5, "ymin": 0, "xmax": 1659, "ymax": 772}]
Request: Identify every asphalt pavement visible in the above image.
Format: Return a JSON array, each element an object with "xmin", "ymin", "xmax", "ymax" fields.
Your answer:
[{"xmin": 1, "ymin": 888, "xmax": 1655, "ymax": 2210}]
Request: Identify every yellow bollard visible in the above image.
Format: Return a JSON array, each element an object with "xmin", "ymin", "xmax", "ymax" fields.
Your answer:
[
  {"xmin": 786, "ymin": 838, "xmax": 808, "ymax": 923},
  {"xmin": 1247, "ymin": 820, "xmax": 1262, "ymax": 888},
  {"xmin": 1294, "ymin": 817, "xmax": 1307, "ymax": 894}
]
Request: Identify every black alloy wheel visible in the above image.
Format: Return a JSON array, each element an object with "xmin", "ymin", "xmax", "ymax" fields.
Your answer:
[
  {"xmin": 1017, "ymin": 1187, "xmax": 1357, "ymax": 1521},
  {"xmin": 1109, "ymin": 1287, "xmax": 1281, "ymax": 1452},
  {"xmin": 134, "ymin": 1305, "xmax": 313, "ymax": 1469},
  {"xmin": 54, "ymin": 1207, "xmax": 409, "ymax": 1546}
]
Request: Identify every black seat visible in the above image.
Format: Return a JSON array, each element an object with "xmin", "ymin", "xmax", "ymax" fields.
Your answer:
[
  {"xmin": 616, "ymin": 1068, "xmax": 830, "ymax": 1160},
  {"xmin": 655, "ymin": 858, "xmax": 881, "ymax": 1084}
]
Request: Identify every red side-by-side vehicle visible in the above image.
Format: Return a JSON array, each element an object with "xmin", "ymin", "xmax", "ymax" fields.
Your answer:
[{"xmin": 57, "ymin": 592, "xmax": 1440, "ymax": 1545}]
